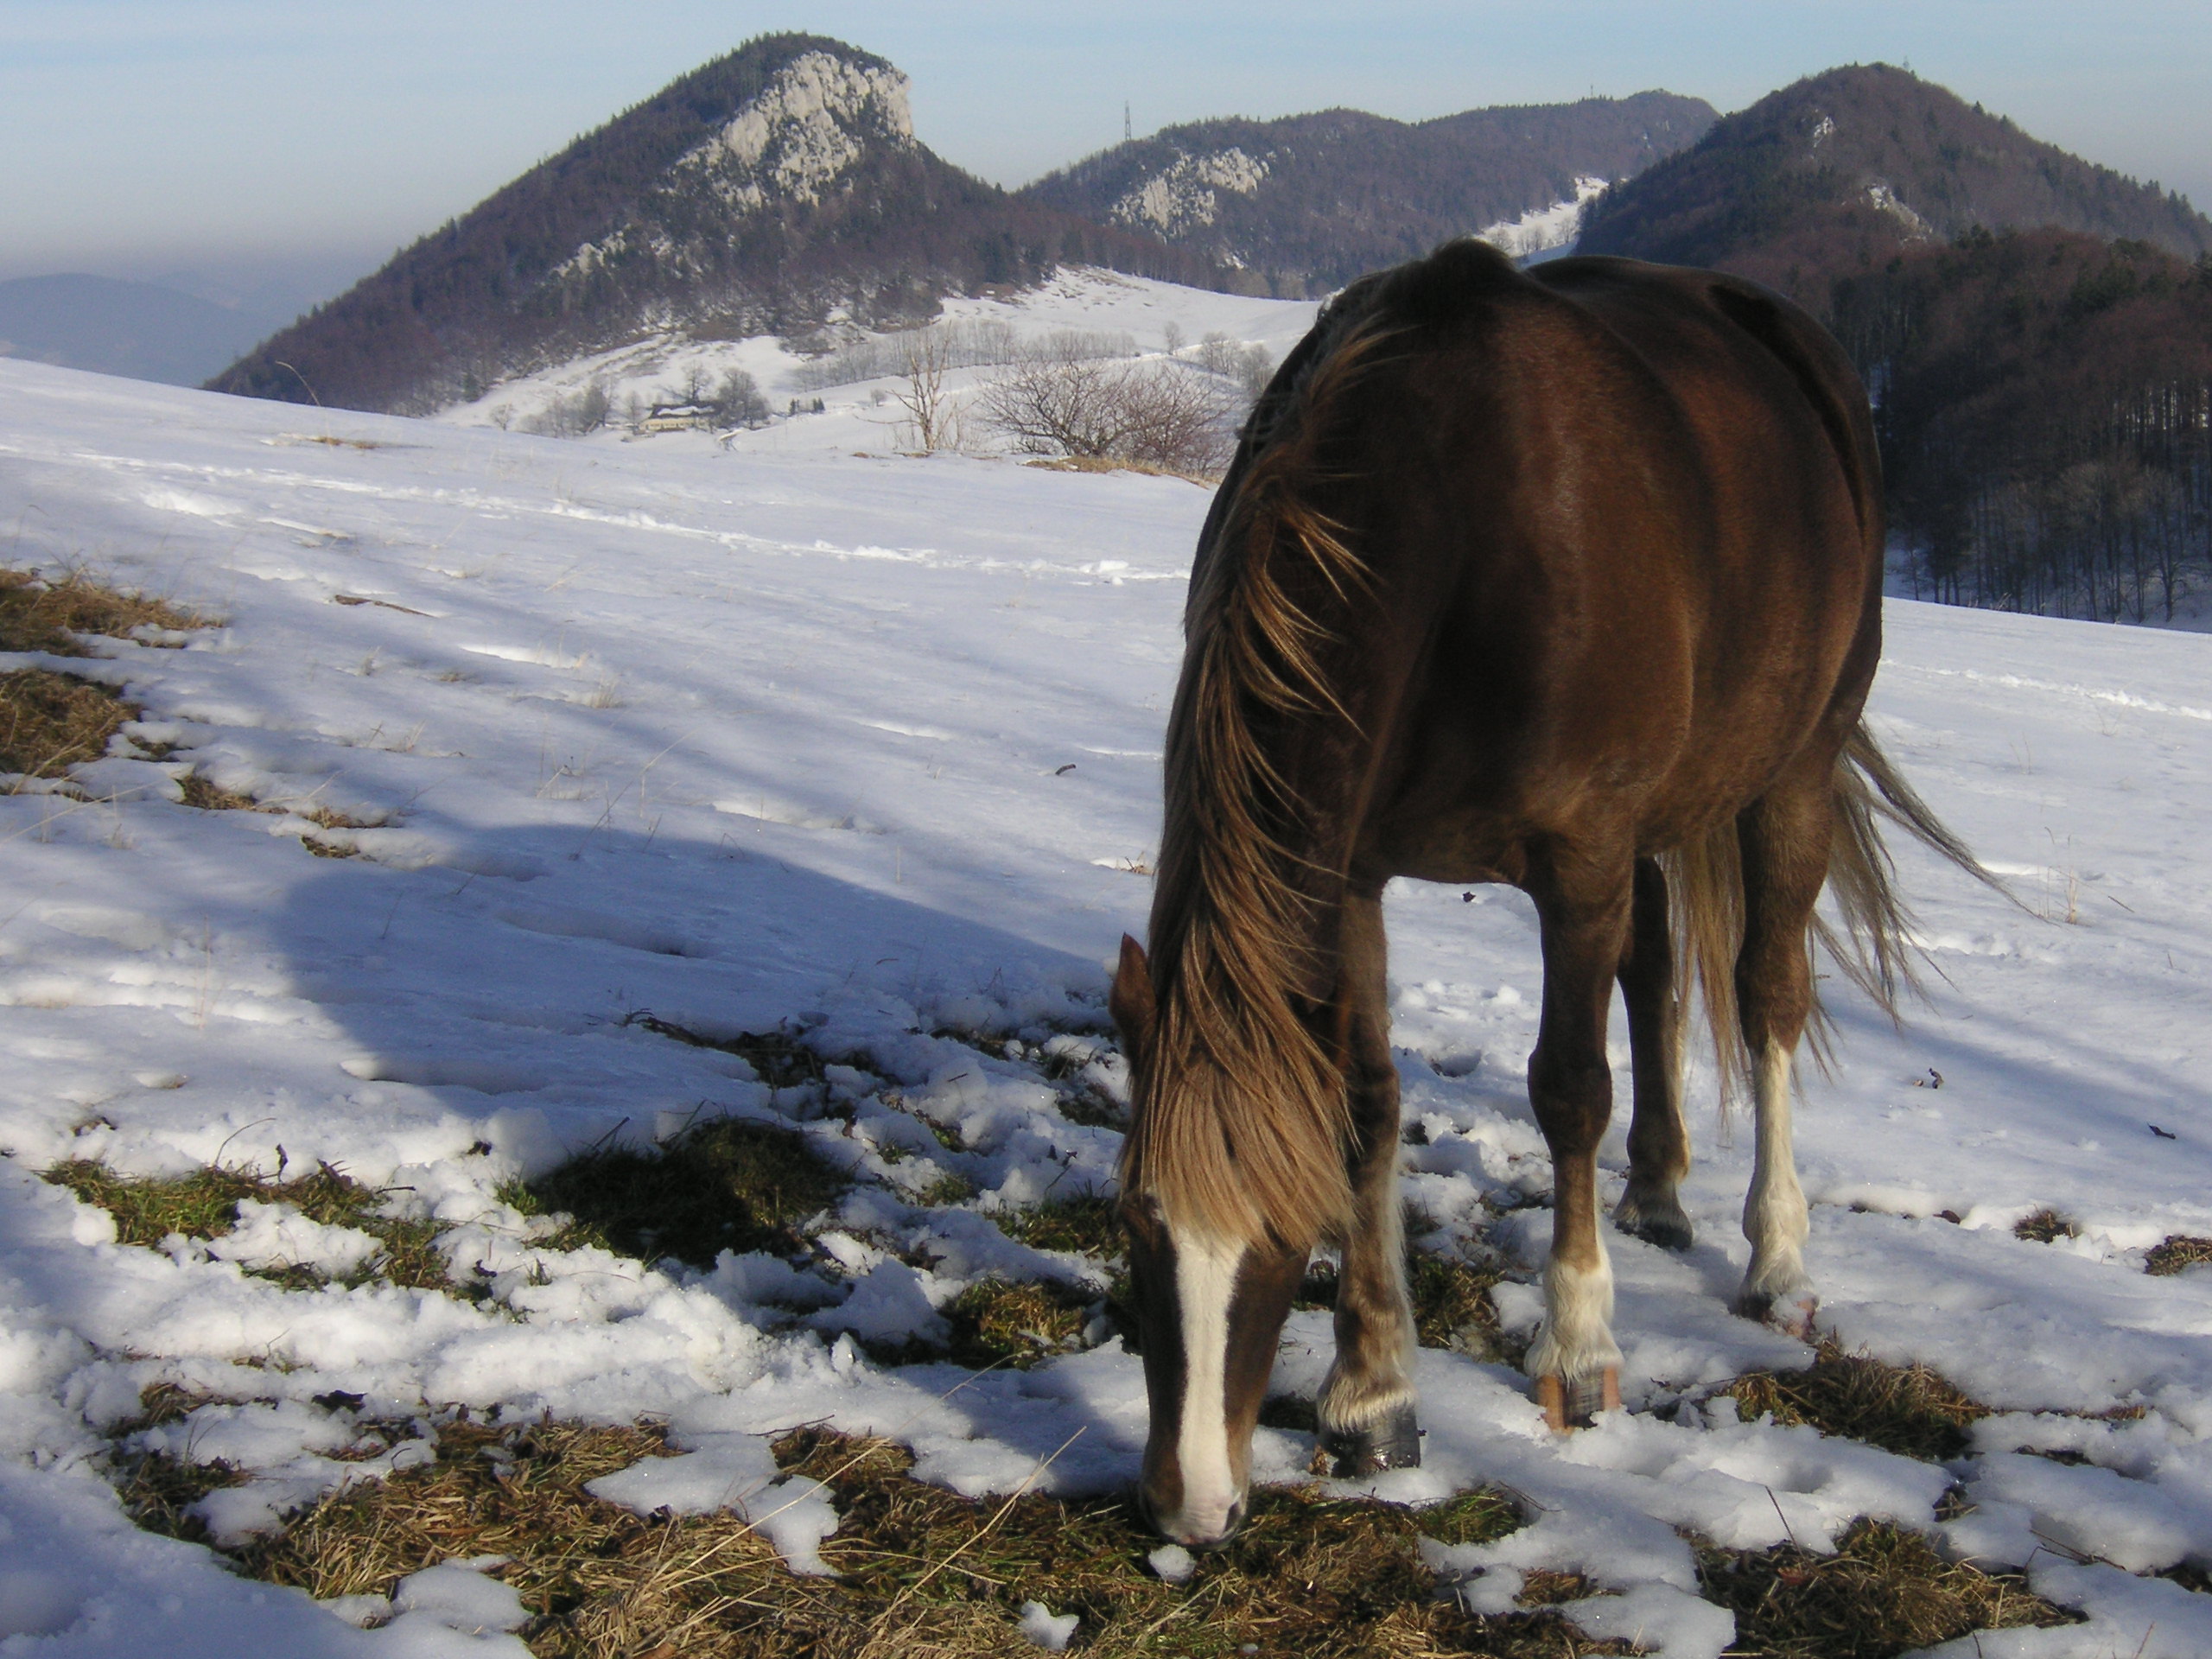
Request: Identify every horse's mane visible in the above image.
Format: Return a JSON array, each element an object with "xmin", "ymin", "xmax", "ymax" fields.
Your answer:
[{"xmin": 1118, "ymin": 283, "xmax": 1407, "ymax": 1252}]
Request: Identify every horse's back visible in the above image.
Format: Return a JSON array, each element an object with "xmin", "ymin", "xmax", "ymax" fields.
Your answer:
[{"xmin": 1293, "ymin": 242, "xmax": 1885, "ymax": 878}]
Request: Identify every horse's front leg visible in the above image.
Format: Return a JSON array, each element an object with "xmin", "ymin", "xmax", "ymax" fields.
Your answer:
[
  {"xmin": 1523, "ymin": 842, "xmax": 1633, "ymax": 1430},
  {"xmin": 1317, "ymin": 887, "xmax": 1421, "ymax": 1474}
]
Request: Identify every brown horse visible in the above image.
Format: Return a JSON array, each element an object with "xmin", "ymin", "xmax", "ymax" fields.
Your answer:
[{"xmin": 1109, "ymin": 238, "xmax": 1984, "ymax": 1548}]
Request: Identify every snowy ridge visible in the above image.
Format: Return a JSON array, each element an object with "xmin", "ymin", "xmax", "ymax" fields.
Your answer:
[
  {"xmin": 1476, "ymin": 176, "xmax": 1610, "ymax": 261},
  {"xmin": 1, "ymin": 345, "xmax": 2210, "ymax": 1655}
]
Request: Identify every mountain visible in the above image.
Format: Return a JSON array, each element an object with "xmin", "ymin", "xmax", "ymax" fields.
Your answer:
[
  {"xmin": 210, "ymin": 35, "xmax": 1220, "ymax": 416},
  {"xmin": 0, "ymin": 275, "xmax": 274, "ymax": 387},
  {"xmin": 1019, "ymin": 92, "xmax": 1716, "ymax": 296},
  {"xmin": 1577, "ymin": 64, "xmax": 2212, "ymax": 306},
  {"xmin": 1564, "ymin": 66, "xmax": 2212, "ymax": 625}
]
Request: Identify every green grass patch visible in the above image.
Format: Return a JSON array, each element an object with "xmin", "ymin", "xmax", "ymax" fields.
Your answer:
[
  {"xmin": 504, "ymin": 1118, "xmax": 846, "ymax": 1268},
  {"xmin": 1724, "ymin": 1339, "xmax": 1991, "ymax": 1462},
  {"xmin": 42, "ymin": 1158, "xmax": 455, "ymax": 1294},
  {"xmin": 1697, "ymin": 1518, "xmax": 2080, "ymax": 1657},
  {"xmin": 989, "ymin": 1193, "xmax": 1122, "ymax": 1259},
  {"xmin": 939, "ymin": 1277, "xmax": 1096, "ymax": 1370}
]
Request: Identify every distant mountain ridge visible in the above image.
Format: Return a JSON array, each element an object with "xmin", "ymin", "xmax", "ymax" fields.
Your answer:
[
  {"xmin": 0, "ymin": 275, "xmax": 274, "ymax": 387},
  {"xmin": 211, "ymin": 35, "xmax": 1218, "ymax": 416},
  {"xmin": 1579, "ymin": 64, "xmax": 2212, "ymax": 303},
  {"xmin": 1019, "ymin": 92, "xmax": 1717, "ymax": 296}
]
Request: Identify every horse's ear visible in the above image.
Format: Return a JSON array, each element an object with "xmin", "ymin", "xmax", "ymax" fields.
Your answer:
[{"xmin": 1110, "ymin": 934, "xmax": 1156, "ymax": 1057}]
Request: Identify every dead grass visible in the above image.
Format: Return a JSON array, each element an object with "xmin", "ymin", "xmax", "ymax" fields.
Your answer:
[
  {"xmin": 0, "ymin": 569, "xmax": 214, "ymax": 777},
  {"xmin": 2012, "ymin": 1209, "xmax": 2080, "ymax": 1243},
  {"xmin": 0, "ymin": 568, "xmax": 212, "ymax": 655},
  {"xmin": 1021, "ymin": 455, "xmax": 1220, "ymax": 486},
  {"xmin": 42, "ymin": 1158, "xmax": 459, "ymax": 1294},
  {"xmin": 1696, "ymin": 1519, "xmax": 2080, "ymax": 1657},
  {"xmin": 504, "ymin": 1117, "xmax": 847, "ymax": 1268},
  {"xmin": 0, "ymin": 666, "xmax": 131, "ymax": 777},
  {"xmin": 215, "ymin": 1418, "xmax": 1597, "ymax": 1657},
  {"xmin": 178, "ymin": 773, "xmax": 267, "ymax": 811},
  {"xmin": 2145, "ymin": 1235, "xmax": 2212, "ymax": 1276},
  {"xmin": 624, "ymin": 1012, "xmax": 832, "ymax": 1091},
  {"xmin": 1723, "ymin": 1339, "xmax": 1990, "ymax": 1462}
]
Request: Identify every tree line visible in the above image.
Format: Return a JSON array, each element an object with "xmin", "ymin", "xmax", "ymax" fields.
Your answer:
[{"xmin": 1833, "ymin": 228, "xmax": 2212, "ymax": 621}]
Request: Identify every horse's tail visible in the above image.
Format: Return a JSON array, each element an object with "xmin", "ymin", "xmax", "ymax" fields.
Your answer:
[{"xmin": 1663, "ymin": 718, "xmax": 2000, "ymax": 1102}]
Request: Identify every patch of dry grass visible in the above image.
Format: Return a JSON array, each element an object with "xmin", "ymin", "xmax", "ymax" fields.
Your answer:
[
  {"xmin": 2012, "ymin": 1209, "xmax": 2080, "ymax": 1244},
  {"xmin": 2146, "ymin": 1235, "xmax": 2212, "ymax": 1276},
  {"xmin": 0, "ymin": 569, "xmax": 215, "ymax": 778},
  {"xmin": 0, "ymin": 568, "xmax": 212, "ymax": 655},
  {"xmin": 623, "ymin": 1012, "xmax": 833, "ymax": 1091},
  {"xmin": 1723, "ymin": 1339, "xmax": 1990, "ymax": 1462},
  {"xmin": 1021, "ymin": 455, "xmax": 1219, "ymax": 486},
  {"xmin": 42, "ymin": 1158, "xmax": 459, "ymax": 1294},
  {"xmin": 503, "ymin": 1117, "xmax": 847, "ymax": 1268},
  {"xmin": 1696, "ymin": 1519, "xmax": 2080, "ymax": 1657},
  {"xmin": 0, "ymin": 666, "xmax": 132, "ymax": 777},
  {"xmin": 215, "ymin": 1418, "xmax": 1592, "ymax": 1658}
]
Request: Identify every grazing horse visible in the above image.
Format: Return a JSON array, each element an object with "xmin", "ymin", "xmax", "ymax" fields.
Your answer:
[{"xmin": 1109, "ymin": 238, "xmax": 1983, "ymax": 1548}]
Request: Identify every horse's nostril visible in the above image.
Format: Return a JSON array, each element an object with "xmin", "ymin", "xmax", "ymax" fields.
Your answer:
[{"xmin": 1224, "ymin": 1498, "xmax": 1245, "ymax": 1535}]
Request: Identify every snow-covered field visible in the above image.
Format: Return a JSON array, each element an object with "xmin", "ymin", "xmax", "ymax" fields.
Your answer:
[
  {"xmin": 2, "ymin": 333, "xmax": 2211, "ymax": 1658},
  {"xmin": 435, "ymin": 268, "xmax": 1322, "ymax": 462}
]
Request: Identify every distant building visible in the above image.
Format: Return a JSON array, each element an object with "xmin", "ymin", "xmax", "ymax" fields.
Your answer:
[{"xmin": 634, "ymin": 403, "xmax": 713, "ymax": 434}]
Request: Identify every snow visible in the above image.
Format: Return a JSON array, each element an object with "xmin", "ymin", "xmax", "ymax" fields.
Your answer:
[
  {"xmin": 0, "ymin": 319, "xmax": 2209, "ymax": 1656},
  {"xmin": 1016, "ymin": 1599, "xmax": 1080, "ymax": 1649},
  {"xmin": 1476, "ymin": 175, "xmax": 1609, "ymax": 261},
  {"xmin": 436, "ymin": 265, "xmax": 1321, "ymax": 454}
]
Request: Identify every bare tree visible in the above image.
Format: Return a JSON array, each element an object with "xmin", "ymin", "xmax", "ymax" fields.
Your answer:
[
  {"xmin": 893, "ymin": 328, "xmax": 962, "ymax": 454},
  {"xmin": 978, "ymin": 335, "xmax": 1237, "ymax": 474},
  {"xmin": 712, "ymin": 368, "xmax": 769, "ymax": 428}
]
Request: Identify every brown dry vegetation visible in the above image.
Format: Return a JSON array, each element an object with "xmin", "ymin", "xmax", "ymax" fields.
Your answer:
[
  {"xmin": 1698, "ymin": 1521, "xmax": 2078, "ymax": 1657},
  {"xmin": 204, "ymin": 1417, "xmax": 1630, "ymax": 1659},
  {"xmin": 2012, "ymin": 1208, "xmax": 2081, "ymax": 1244},
  {"xmin": 2145, "ymin": 1235, "xmax": 2212, "ymax": 1275},
  {"xmin": 1724, "ymin": 1339, "xmax": 1991, "ymax": 1461},
  {"xmin": 0, "ymin": 569, "xmax": 213, "ymax": 779}
]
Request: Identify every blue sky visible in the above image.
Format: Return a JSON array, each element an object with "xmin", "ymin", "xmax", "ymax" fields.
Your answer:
[{"xmin": 5, "ymin": 2, "xmax": 2209, "ymax": 302}]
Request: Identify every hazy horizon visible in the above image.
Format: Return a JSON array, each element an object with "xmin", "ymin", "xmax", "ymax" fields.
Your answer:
[{"xmin": 7, "ymin": 3, "xmax": 2210, "ymax": 314}]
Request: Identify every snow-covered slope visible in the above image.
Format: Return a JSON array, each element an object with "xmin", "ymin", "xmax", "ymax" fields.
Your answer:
[
  {"xmin": 434, "ymin": 266, "xmax": 1321, "ymax": 458},
  {"xmin": 3, "ymin": 355, "xmax": 2211, "ymax": 1656}
]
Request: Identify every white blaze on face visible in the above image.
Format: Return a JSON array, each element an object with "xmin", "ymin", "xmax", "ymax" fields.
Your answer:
[{"xmin": 1167, "ymin": 1230, "xmax": 1246, "ymax": 1543}]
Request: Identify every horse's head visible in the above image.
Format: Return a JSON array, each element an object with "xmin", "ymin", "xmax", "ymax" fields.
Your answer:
[{"xmin": 1111, "ymin": 935, "xmax": 1308, "ymax": 1548}]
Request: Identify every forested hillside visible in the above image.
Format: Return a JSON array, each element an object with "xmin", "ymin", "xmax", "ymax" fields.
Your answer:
[
  {"xmin": 210, "ymin": 35, "xmax": 1220, "ymax": 415},
  {"xmin": 1022, "ymin": 92, "xmax": 1715, "ymax": 296},
  {"xmin": 1581, "ymin": 65, "xmax": 2212, "ymax": 623}
]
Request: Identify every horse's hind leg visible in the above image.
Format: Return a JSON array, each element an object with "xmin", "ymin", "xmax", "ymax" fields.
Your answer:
[
  {"xmin": 1732, "ymin": 766, "xmax": 1835, "ymax": 1335},
  {"xmin": 1614, "ymin": 856, "xmax": 1693, "ymax": 1250},
  {"xmin": 1317, "ymin": 887, "xmax": 1421, "ymax": 1473},
  {"xmin": 1523, "ymin": 840, "xmax": 1632, "ymax": 1428}
]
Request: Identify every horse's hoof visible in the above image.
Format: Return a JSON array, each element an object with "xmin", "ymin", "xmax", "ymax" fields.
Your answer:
[
  {"xmin": 1617, "ymin": 1211, "xmax": 1694, "ymax": 1252},
  {"xmin": 1319, "ymin": 1404, "xmax": 1422, "ymax": 1475},
  {"xmin": 1534, "ymin": 1367, "xmax": 1621, "ymax": 1432},
  {"xmin": 1734, "ymin": 1291, "xmax": 1818, "ymax": 1339}
]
